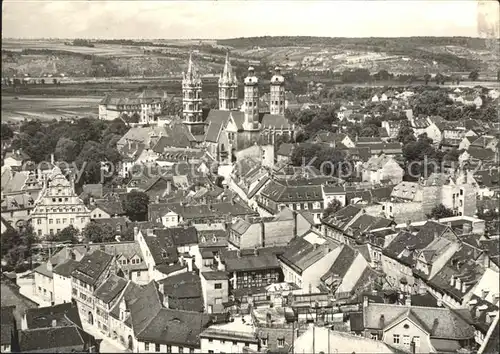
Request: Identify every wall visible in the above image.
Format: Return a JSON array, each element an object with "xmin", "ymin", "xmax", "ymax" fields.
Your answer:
[
  {"xmin": 381, "ymin": 160, "xmax": 404, "ymax": 184},
  {"xmin": 382, "ymin": 318, "xmax": 433, "ymax": 353},
  {"xmin": 34, "ymin": 271, "xmax": 53, "ymax": 304},
  {"xmin": 135, "ymin": 340, "xmax": 199, "ymax": 353},
  {"xmin": 90, "ymin": 207, "xmax": 111, "ymax": 220},
  {"xmin": 200, "ymin": 336, "xmax": 259, "ymax": 353},
  {"xmin": 53, "ymin": 271, "xmax": 72, "ymax": 305},
  {"xmin": 383, "ymin": 202, "xmax": 425, "ymax": 224},
  {"xmin": 382, "ymin": 255, "xmax": 415, "ymax": 292},
  {"xmin": 201, "ymin": 277, "xmax": 228, "ymax": 314}
]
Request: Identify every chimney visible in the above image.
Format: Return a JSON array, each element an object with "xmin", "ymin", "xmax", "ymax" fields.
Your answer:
[
  {"xmin": 115, "ymin": 235, "xmax": 121, "ymax": 243},
  {"xmin": 237, "ymin": 250, "xmax": 241, "ymax": 258},
  {"xmin": 406, "ymin": 220, "xmax": 411, "ymax": 230},
  {"xmin": 379, "ymin": 315, "xmax": 385, "ymax": 328},
  {"xmin": 155, "ymin": 195, "xmax": 160, "ymax": 204},
  {"xmin": 292, "ymin": 210, "xmax": 298, "ymax": 238},
  {"xmin": 363, "ymin": 296, "xmax": 369, "ymax": 308},
  {"xmin": 468, "ymin": 298, "xmax": 478, "ymax": 311},
  {"xmin": 50, "ymin": 153, "xmax": 55, "ymax": 165},
  {"xmin": 51, "ymin": 319, "xmax": 57, "ymax": 328},
  {"xmin": 133, "ymin": 226, "xmax": 139, "ymax": 241},
  {"xmin": 476, "ymin": 304, "xmax": 488, "ymax": 318},
  {"xmin": 436, "ymin": 298, "xmax": 442, "ymax": 307},
  {"xmin": 483, "ymin": 250, "xmax": 490, "ymax": 268},
  {"xmin": 260, "ymin": 221, "xmax": 266, "ymax": 248},
  {"xmin": 146, "ymin": 229, "xmax": 155, "ymax": 237},
  {"xmin": 313, "ymin": 243, "xmax": 318, "ymax": 250},
  {"xmin": 462, "ymin": 223, "xmax": 472, "ymax": 235},
  {"xmin": 254, "ymin": 247, "xmax": 258, "ymax": 256},
  {"xmin": 482, "ymin": 289, "xmax": 489, "ymax": 300},
  {"xmin": 455, "ymin": 278, "xmax": 462, "ymax": 291},
  {"xmin": 405, "ymin": 296, "xmax": 411, "ymax": 307},
  {"xmin": 431, "ymin": 319, "xmax": 439, "ymax": 334}
]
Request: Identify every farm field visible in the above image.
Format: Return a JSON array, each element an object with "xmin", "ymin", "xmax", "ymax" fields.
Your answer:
[{"xmin": 1, "ymin": 95, "xmax": 101, "ymax": 122}]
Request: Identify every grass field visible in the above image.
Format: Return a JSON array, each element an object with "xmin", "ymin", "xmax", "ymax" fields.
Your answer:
[{"xmin": 1, "ymin": 96, "xmax": 101, "ymax": 122}]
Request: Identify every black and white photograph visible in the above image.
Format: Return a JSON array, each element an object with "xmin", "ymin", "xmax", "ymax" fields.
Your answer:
[{"xmin": 1, "ymin": 1, "xmax": 499, "ymax": 353}]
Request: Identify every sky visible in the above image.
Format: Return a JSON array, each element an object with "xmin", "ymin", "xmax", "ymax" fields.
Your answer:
[{"xmin": 1, "ymin": 0, "xmax": 497, "ymax": 39}]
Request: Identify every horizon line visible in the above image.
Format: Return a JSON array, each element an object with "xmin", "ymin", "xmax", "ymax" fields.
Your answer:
[{"xmin": 2, "ymin": 35, "xmax": 487, "ymax": 41}]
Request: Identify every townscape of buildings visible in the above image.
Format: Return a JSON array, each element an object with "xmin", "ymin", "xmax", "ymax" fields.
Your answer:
[{"xmin": 1, "ymin": 52, "xmax": 499, "ymax": 354}]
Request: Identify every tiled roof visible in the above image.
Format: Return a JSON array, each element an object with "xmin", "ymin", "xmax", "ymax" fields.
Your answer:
[
  {"xmin": 94, "ymin": 274, "xmax": 128, "ymax": 304},
  {"xmin": 363, "ymin": 303, "xmax": 475, "ymax": 339},
  {"xmin": 363, "ymin": 154, "xmax": 396, "ymax": 171},
  {"xmin": 93, "ymin": 200, "xmax": 125, "ymax": 216},
  {"xmin": 154, "ymin": 226, "xmax": 199, "ymax": 246},
  {"xmin": 276, "ymin": 143, "xmax": 295, "ymax": 157},
  {"xmin": 81, "ymin": 184, "xmax": 103, "ymax": 199},
  {"xmin": 1, "ymin": 276, "xmax": 38, "ymax": 327},
  {"xmin": 0, "ymin": 306, "xmax": 15, "ymax": 345},
  {"xmin": 260, "ymin": 180, "xmax": 324, "ymax": 203},
  {"xmin": 71, "ymin": 250, "xmax": 113, "ymax": 286},
  {"xmin": 466, "ymin": 147, "xmax": 496, "ymax": 161},
  {"xmin": 136, "ymin": 308, "xmax": 211, "ymax": 346},
  {"xmin": 109, "ymin": 281, "xmax": 144, "ymax": 320},
  {"xmin": 153, "ymin": 201, "xmax": 256, "ymax": 221},
  {"xmin": 142, "ymin": 231, "xmax": 179, "ymax": 265},
  {"xmin": 473, "ymin": 169, "xmax": 500, "ymax": 190},
  {"xmin": 127, "ymin": 281, "xmax": 163, "ymax": 337},
  {"xmin": 322, "ymin": 205, "xmax": 363, "ymax": 230},
  {"xmin": 197, "ymin": 228, "xmax": 228, "ymax": 248},
  {"xmin": 320, "ymin": 244, "xmax": 356, "ymax": 283},
  {"xmin": 18, "ymin": 326, "xmax": 86, "ymax": 352},
  {"xmin": 52, "ymin": 259, "xmax": 80, "ymax": 278},
  {"xmin": 25, "ymin": 302, "xmax": 81, "ymax": 329},
  {"xmin": 223, "ymin": 250, "xmax": 281, "ymax": 272},
  {"xmin": 481, "ymin": 319, "xmax": 499, "ymax": 354},
  {"xmin": 201, "ymin": 271, "xmax": 229, "ymax": 281},
  {"xmin": 279, "ymin": 236, "xmax": 339, "ymax": 274},
  {"xmin": 384, "ymin": 228, "xmax": 436, "ymax": 267},
  {"xmin": 158, "ymin": 272, "xmax": 204, "ymax": 312}
]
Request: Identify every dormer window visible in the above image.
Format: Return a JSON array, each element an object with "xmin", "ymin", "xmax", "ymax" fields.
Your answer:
[{"xmin": 162, "ymin": 251, "xmax": 167, "ymax": 258}]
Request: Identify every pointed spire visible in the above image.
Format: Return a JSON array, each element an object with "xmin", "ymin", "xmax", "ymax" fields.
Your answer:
[
  {"xmin": 220, "ymin": 51, "xmax": 236, "ymax": 85},
  {"xmin": 187, "ymin": 52, "xmax": 194, "ymax": 75}
]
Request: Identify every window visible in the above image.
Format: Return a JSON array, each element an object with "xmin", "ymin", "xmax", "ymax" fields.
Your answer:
[
  {"xmin": 261, "ymin": 338, "xmax": 268, "ymax": 346},
  {"xmin": 49, "ymin": 219, "xmax": 53, "ymax": 224},
  {"xmin": 63, "ymin": 218, "xmax": 67, "ymax": 224},
  {"xmin": 413, "ymin": 336, "xmax": 420, "ymax": 347},
  {"xmin": 232, "ymin": 341, "xmax": 238, "ymax": 345},
  {"xmin": 155, "ymin": 343, "xmax": 160, "ymax": 352},
  {"xmin": 70, "ymin": 218, "xmax": 74, "ymax": 224},
  {"xmin": 144, "ymin": 342, "xmax": 150, "ymax": 351},
  {"xmin": 208, "ymin": 351, "xmax": 214, "ymax": 354},
  {"xmin": 393, "ymin": 334, "xmax": 400, "ymax": 344},
  {"xmin": 371, "ymin": 333, "xmax": 378, "ymax": 340},
  {"xmin": 277, "ymin": 338, "xmax": 285, "ymax": 347},
  {"xmin": 56, "ymin": 219, "xmax": 60, "ymax": 224},
  {"xmin": 208, "ymin": 339, "xmax": 213, "ymax": 343},
  {"xmin": 215, "ymin": 298, "xmax": 223, "ymax": 305},
  {"xmin": 37, "ymin": 219, "xmax": 42, "ymax": 225},
  {"xmin": 214, "ymin": 283, "xmax": 222, "ymax": 289},
  {"xmin": 403, "ymin": 335, "xmax": 410, "ymax": 346}
]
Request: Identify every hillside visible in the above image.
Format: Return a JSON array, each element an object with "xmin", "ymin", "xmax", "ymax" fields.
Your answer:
[{"xmin": 1, "ymin": 37, "xmax": 498, "ymax": 80}]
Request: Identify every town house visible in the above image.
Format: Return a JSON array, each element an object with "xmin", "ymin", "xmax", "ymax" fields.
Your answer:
[
  {"xmin": 71, "ymin": 250, "xmax": 116, "ymax": 326},
  {"xmin": 278, "ymin": 229, "xmax": 342, "ymax": 291},
  {"xmin": 200, "ymin": 271, "xmax": 229, "ymax": 314},
  {"xmin": 30, "ymin": 173, "xmax": 91, "ymax": 237},
  {"xmin": 361, "ymin": 154, "xmax": 404, "ymax": 185}
]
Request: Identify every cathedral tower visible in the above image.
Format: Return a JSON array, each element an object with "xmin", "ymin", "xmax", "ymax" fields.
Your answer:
[
  {"xmin": 182, "ymin": 53, "xmax": 203, "ymax": 134},
  {"xmin": 242, "ymin": 67, "xmax": 260, "ymax": 131},
  {"xmin": 269, "ymin": 66, "xmax": 285, "ymax": 115},
  {"xmin": 218, "ymin": 52, "xmax": 238, "ymax": 111}
]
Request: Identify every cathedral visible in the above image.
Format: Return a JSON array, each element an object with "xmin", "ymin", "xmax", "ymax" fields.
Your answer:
[{"xmin": 181, "ymin": 52, "xmax": 295, "ymax": 163}]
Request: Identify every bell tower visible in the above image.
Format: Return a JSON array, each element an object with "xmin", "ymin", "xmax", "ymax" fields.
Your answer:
[
  {"xmin": 270, "ymin": 66, "xmax": 285, "ymax": 115},
  {"xmin": 182, "ymin": 53, "xmax": 203, "ymax": 134},
  {"xmin": 242, "ymin": 67, "xmax": 260, "ymax": 131},
  {"xmin": 218, "ymin": 52, "xmax": 238, "ymax": 111}
]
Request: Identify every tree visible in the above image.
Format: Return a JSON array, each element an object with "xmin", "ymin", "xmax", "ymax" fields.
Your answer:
[
  {"xmin": 324, "ymin": 199, "xmax": 343, "ymax": 217},
  {"xmin": 1, "ymin": 228, "xmax": 20, "ymax": 258},
  {"xmin": 427, "ymin": 204, "xmax": 454, "ymax": 219},
  {"xmin": 1, "ymin": 123, "xmax": 14, "ymax": 140},
  {"xmin": 55, "ymin": 137, "xmax": 78, "ymax": 162},
  {"xmin": 468, "ymin": 70, "xmax": 479, "ymax": 81},
  {"xmin": 81, "ymin": 222, "xmax": 115, "ymax": 243},
  {"xmin": 397, "ymin": 124, "xmax": 416, "ymax": 145},
  {"xmin": 51, "ymin": 225, "xmax": 79, "ymax": 243},
  {"xmin": 122, "ymin": 191, "xmax": 150, "ymax": 221},
  {"xmin": 424, "ymin": 74, "xmax": 431, "ymax": 85}
]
